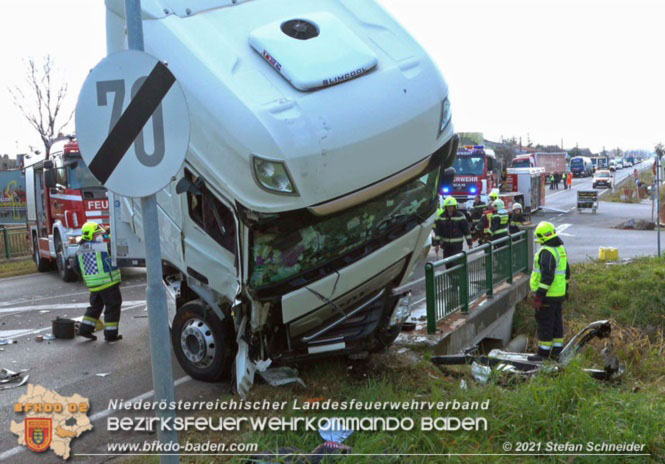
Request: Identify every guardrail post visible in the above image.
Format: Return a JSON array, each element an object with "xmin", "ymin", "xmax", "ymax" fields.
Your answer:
[
  {"xmin": 526, "ymin": 226, "xmax": 535, "ymax": 272},
  {"xmin": 507, "ymin": 235, "xmax": 513, "ymax": 284},
  {"xmin": 461, "ymin": 251, "xmax": 469, "ymax": 313},
  {"xmin": 2, "ymin": 228, "xmax": 9, "ymax": 260},
  {"xmin": 485, "ymin": 244, "xmax": 493, "ymax": 297},
  {"xmin": 425, "ymin": 262, "xmax": 436, "ymax": 334}
]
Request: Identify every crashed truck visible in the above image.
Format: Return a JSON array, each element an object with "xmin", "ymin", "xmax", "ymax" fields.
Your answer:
[{"xmin": 105, "ymin": 0, "xmax": 457, "ymax": 395}]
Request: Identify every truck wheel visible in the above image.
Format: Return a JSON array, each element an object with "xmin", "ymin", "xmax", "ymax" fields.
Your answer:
[
  {"xmin": 55, "ymin": 237, "xmax": 76, "ymax": 282},
  {"xmin": 171, "ymin": 300, "xmax": 236, "ymax": 382},
  {"xmin": 33, "ymin": 236, "xmax": 51, "ymax": 272}
]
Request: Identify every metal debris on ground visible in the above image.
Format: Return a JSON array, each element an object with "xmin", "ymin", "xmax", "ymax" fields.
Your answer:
[
  {"xmin": 319, "ymin": 418, "xmax": 353, "ymax": 443},
  {"xmin": 0, "ymin": 368, "xmax": 29, "ymax": 391},
  {"xmin": 35, "ymin": 335, "xmax": 44, "ymax": 343},
  {"xmin": 256, "ymin": 366, "xmax": 306, "ymax": 388},
  {"xmin": 0, "ymin": 339, "xmax": 17, "ymax": 345},
  {"xmin": 96, "ymin": 373, "xmax": 111, "ymax": 377},
  {"xmin": 432, "ymin": 320, "xmax": 624, "ymax": 384},
  {"xmin": 44, "ymin": 334, "xmax": 56, "ymax": 341}
]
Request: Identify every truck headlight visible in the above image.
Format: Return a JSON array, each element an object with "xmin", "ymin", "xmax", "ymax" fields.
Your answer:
[
  {"xmin": 252, "ymin": 156, "xmax": 298, "ymax": 195},
  {"xmin": 439, "ymin": 97, "xmax": 452, "ymax": 136}
]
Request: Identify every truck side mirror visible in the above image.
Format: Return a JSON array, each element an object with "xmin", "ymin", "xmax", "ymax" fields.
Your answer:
[
  {"xmin": 440, "ymin": 167, "xmax": 456, "ymax": 188},
  {"xmin": 44, "ymin": 169, "xmax": 56, "ymax": 189},
  {"xmin": 175, "ymin": 177, "xmax": 202, "ymax": 196}
]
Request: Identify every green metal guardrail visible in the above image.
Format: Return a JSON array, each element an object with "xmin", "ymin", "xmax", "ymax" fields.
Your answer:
[
  {"xmin": 0, "ymin": 226, "xmax": 31, "ymax": 260},
  {"xmin": 425, "ymin": 230, "xmax": 529, "ymax": 334}
]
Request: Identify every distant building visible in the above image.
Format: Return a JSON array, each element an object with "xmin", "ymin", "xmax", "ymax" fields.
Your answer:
[{"xmin": 0, "ymin": 155, "xmax": 19, "ymax": 171}]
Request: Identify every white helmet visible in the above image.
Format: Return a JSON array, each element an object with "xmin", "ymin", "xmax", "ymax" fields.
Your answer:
[{"xmin": 512, "ymin": 203, "xmax": 523, "ymax": 212}]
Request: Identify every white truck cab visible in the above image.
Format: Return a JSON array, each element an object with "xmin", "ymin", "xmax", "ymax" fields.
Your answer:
[{"xmin": 106, "ymin": 0, "xmax": 457, "ymax": 395}]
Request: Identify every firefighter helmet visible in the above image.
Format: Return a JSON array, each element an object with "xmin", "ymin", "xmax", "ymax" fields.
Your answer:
[
  {"xmin": 535, "ymin": 221, "xmax": 558, "ymax": 244},
  {"xmin": 493, "ymin": 199, "xmax": 505, "ymax": 211},
  {"xmin": 489, "ymin": 189, "xmax": 500, "ymax": 200},
  {"xmin": 81, "ymin": 221, "xmax": 104, "ymax": 242},
  {"xmin": 443, "ymin": 196, "xmax": 458, "ymax": 207},
  {"xmin": 512, "ymin": 202, "xmax": 523, "ymax": 212}
]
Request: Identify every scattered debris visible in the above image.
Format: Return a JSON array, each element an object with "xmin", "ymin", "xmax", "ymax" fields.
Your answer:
[
  {"xmin": 133, "ymin": 315, "xmax": 148, "ymax": 319},
  {"xmin": 460, "ymin": 379, "xmax": 468, "ymax": 390},
  {"xmin": 256, "ymin": 367, "xmax": 306, "ymax": 388},
  {"xmin": 319, "ymin": 418, "xmax": 353, "ymax": 443},
  {"xmin": 615, "ymin": 219, "xmax": 656, "ymax": 230},
  {"xmin": 39, "ymin": 310, "xmax": 50, "ymax": 314},
  {"xmin": 35, "ymin": 335, "xmax": 44, "ymax": 343},
  {"xmin": 432, "ymin": 320, "xmax": 624, "ymax": 384},
  {"xmin": 0, "ymin": 368, "xmax": 29, "ymax": 391},
  {"xmin": 96, "ymin": 373, "xmax": 111, "ymax": 378},
  {"xmin": 44, "ymin": 334, "xmax": 56, "ymax": 341},
  {"xmin": 0, "ymin": 339, "xmax": 16, "ymax": 346}
]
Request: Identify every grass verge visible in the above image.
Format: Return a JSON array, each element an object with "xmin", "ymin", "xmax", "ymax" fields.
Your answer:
[
  {"xmin": 0, "ymin": 258, "xmax": 36, "ymax": 279},
  {"xmin": 603, "ymin": 169, "xmax": 654, "ymax": 203},
  {"xmin": 124, "ymin": 258, "xmax": 665, "ymax": 464}
]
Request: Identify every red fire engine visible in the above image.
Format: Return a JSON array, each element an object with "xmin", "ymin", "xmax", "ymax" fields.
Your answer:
[
  {"xmin": 24, "ymin": 137, "xmax": 109, "ymax": 281},
  {"xmin": 441, "ymin": 145, "xmax": 502, "ymax": 209}
]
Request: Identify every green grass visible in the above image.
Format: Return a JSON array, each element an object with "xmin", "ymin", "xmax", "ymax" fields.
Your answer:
[
  {"xmin": 0, "ymin": 258, "xmax": 36, "ymax": 278},
  {"xmin": 123, "ymin": 259, "xmax": 665, "ymax": 464},
  {"xmin": 603, "ymin": 170, "xmax": 654, "ymax": 203}
]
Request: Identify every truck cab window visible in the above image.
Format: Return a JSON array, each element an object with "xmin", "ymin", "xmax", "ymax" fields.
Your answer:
[{"xmin": 186, "ymin": 173, "xmax": 236, "ymax": 254}]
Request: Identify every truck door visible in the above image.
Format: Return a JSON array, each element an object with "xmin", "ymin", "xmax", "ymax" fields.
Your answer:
[{"xmin": 182, "ymin": 171, "xmax": 240, "ymax": 302}]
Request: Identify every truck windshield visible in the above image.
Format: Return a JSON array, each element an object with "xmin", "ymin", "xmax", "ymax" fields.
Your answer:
[
  {"xmin": 452, "ymin": 155, "xmax": 485, "ymax": 176},
  {"xmin": 571, "ymin": 159, "xmax": 584, "ymax": 167},
  {"xmin": 249, "ymin": 168, "xmax": 439, "ymax": 290},
  {"xmin": 67, "ymin": 161, "xmax": 102, "ymax": 189},
  {"xmin": 511, "ymin": 159, "xmax": 530, "ymax": 168}
]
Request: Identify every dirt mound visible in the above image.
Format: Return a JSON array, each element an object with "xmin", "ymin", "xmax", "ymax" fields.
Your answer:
[{"xmin": 615, "ymin": 219, "xmax": 656, "ymax": 230}]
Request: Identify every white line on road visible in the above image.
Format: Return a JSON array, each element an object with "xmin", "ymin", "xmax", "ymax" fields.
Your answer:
[
  {"xmin": 0, "ymin": 300, "xmax": 146, "ymax": 314},
  {"xmin": 6, "ymin": 302, "xmax": 146, "ymax": 340},
  {"xmin": 0, "ymin": 375, "xmax": 193, "ymax": 462},
  {"xmin": 0, "ymin": 283, "xmax": 147, "ymax": 308}
]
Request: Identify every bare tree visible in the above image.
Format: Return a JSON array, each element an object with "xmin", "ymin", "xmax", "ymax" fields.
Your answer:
[{"xmin": 8, "ymin": 55, "xmax": 73, "ymax": 158}]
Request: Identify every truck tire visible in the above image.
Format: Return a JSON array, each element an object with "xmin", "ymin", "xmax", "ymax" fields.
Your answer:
[
  {"xmin": 171, "ymin": 300, "xmax": 236, "ymax": 382},
  {"xmin": 33, "ymin": 236, "xmax": 51, "ymax": 272},
  {"xmin": 55, "ymin": 237, "xmax": 76, "ymax": 282}
]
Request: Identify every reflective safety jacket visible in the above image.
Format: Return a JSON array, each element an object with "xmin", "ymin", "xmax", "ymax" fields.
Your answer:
[
  {"xmin": 530, "ymin": 243, "xmax": 570, "ymax": 300},
  {"xmin": 509, "ymin": 212, "xmax": 527, "ymax": 234},
  {"xmin": 490, "ymin": 209, "xmax": 510, "ymax": 240},
  {"xmin": 434, "ymin": 210, "xmax": 471, "ymax": 247},
  {"xmin": 77, "ymin": 241, "xmax": 121, "ymax": 292},
  {"xmin": 469, "ymin": 202, "xmax": 487, "ymax": 231}
]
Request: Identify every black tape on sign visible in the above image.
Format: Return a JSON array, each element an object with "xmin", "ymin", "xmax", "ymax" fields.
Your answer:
[{"xmin": 88, "ymin": 61, "xmax": 175, "ymax": 185}]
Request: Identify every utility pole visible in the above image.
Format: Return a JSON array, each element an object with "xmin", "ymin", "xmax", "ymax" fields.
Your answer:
[{"xmin": 657, "ymin": 154, "xmax": 661, "ymax": 257}]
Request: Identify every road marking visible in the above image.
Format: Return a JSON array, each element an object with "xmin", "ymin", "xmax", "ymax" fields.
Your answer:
[
  {"xmin": 4, "ymin": 303, "xmax": 146, "ymax": 340},
  {"xmin": 555, "ymin": 223, "xmax": 575, "ymax": 237},
  {"xmin": 0, "ymin": 283, "xmax": 147, "ymax": 308},
  {"xmin": 0, "ymin": 300, "xmax": 146, "ymax": 314},
  {"xmin": 0, "ymin": 375, "xmax": 192, "ymax": 462}
]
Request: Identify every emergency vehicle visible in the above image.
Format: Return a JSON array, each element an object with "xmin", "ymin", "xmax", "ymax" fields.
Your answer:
[
  {"xmin": 106, "ymin": 0, "xmax": 457, "ymax": 395},
  {"xmin": 442, "ymin": 145, "xmax": 501, "ymax": 208},
  {"xmin": 24, "ymin": 138, "xmax": 109, "ymax": 281}
]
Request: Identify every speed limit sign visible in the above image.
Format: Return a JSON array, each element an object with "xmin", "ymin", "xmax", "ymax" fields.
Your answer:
[{"xmin": 75, "ymin": 50, "xmax": 189, "ymax": 197}]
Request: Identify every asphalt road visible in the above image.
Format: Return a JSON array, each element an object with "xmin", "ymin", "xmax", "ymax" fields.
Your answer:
[
  {"xmin": 0, "ymin": 161, "xmax": 660, "ymax": 461},
  {"xmin": 0, "ymin": 269, "xmax": 231, "ymax": 463}
]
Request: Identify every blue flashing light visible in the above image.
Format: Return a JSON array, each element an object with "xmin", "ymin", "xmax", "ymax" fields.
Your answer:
[
  {"xmin": 469, "ymin": 186, "xmax": 477, "ymax": 194},
  {"xmin": 473, "ymin": 145, "xmax": 485, "ymax": 149},
  {"xmin": 442, "ymin": 186, "xmax": 450, "ymax": 194}
]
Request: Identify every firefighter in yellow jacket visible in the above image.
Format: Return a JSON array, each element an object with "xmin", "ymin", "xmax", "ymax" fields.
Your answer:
[
  {"xmin": 76, "ymin": 221, "xmax": 123, "ymax": 341},
  {"xmin": 529, "ymin": 221, "xmax": 570, "ymax": 361}
]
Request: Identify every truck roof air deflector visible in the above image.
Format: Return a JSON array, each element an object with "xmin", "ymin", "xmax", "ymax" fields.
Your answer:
[{"xmin": 249, "ymin": 12, "xmax": 378, "ymax": 91}]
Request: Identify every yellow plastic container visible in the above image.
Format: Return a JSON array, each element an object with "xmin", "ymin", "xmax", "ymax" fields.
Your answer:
[{"xmin": 599, "ymin": 247, "xmax": 619, "ymax": 261}]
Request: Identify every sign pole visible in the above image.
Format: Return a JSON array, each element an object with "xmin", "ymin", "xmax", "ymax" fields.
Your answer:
[
  {"xmin": 657, "ymin": 155, "xmax": 661, "ymax": 258},
  {"xmin": 124, "ymin": 1, "xmax": 179, "ymax": 461}
]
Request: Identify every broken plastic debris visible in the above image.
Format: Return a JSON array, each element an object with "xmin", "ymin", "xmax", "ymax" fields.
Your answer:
[
  {"xmin": 460, "ymin": 379, "xmax": 468, "ymax": 390},
  {"xmin": 319, "ymin": 418, "xmax": 353, "ymax": 443},
  {"xmin": 44, "ymin": 334, "xmax": 56, "ymax": 341},
  {"xmin": 255, "ymin": 359, "xmax": 272, "ymax": 372},
  {"xmin": 35, "ymin": 336, "xmax": 44, "ymax": 343},
  {"xmin": 0, "ymin": 368, "xmax": 30, "ymax": 390},
  {"xmin": 256, "ymin": 367, "xmax": 306, "ymax": 388},
  {"xmin": 39, "ymin": 310, "xmax": 50, "ymax": 314},
  {"xmin": 0, "ymin": 339, "xmax": 16, "ymax": 345},
  {"xmin": 96, "ymin": 373, "xmax": 111, "ymax": 377}
]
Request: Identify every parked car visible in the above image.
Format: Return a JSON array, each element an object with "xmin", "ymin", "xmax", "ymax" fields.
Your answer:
[
  {"xmin": 615, "ymin": 161, "xmax": 624, "ymax": 169},
  {"xmin": 592, "ymin": 170, "xmax": 613, "ymax": 189}
]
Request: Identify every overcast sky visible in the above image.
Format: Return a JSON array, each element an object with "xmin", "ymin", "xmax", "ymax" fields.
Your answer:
[{"xmin": 0, "ymin": 0, "xmax": 662, "ymax": 156}]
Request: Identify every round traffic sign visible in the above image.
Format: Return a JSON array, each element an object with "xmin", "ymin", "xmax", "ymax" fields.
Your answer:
[{"xmin": 75, "ymin": 50, "xmax": 189, "ymax": 197}]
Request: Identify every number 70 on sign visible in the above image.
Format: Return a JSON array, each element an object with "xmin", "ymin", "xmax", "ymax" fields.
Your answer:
[{"xmin": 75, "ymin": 50, "xmax": 190, "ymax": 198}]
